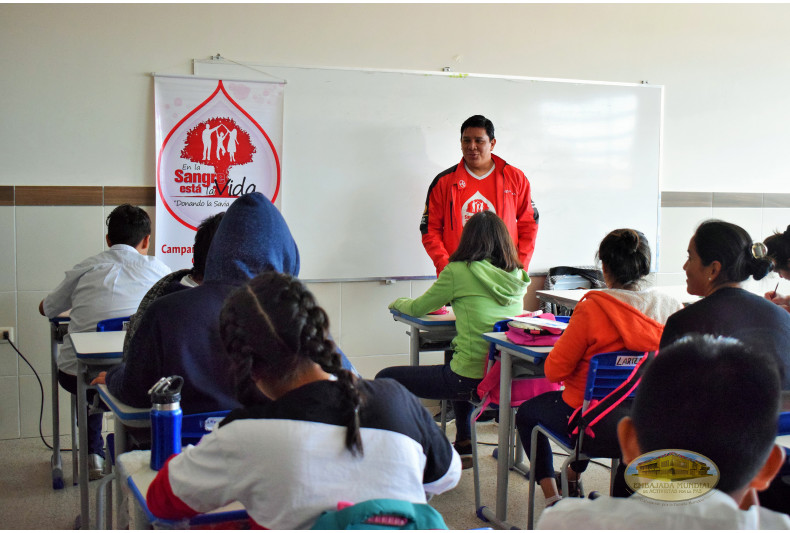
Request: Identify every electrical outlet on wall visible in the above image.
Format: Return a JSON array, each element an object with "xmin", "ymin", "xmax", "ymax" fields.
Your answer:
[{"xmin": 0, "ymin": 327, "xmax": 14, "ymax": 344}]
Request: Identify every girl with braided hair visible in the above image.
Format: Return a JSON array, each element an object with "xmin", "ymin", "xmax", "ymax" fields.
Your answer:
[{"xmin": 146, "ymin": 271, "xmax": 461, "ymax": 530}]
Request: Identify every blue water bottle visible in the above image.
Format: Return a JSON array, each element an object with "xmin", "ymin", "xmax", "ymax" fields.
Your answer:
[{"xmin": 149, "ymin": 376, "xmax": 184, "ymax": 471}]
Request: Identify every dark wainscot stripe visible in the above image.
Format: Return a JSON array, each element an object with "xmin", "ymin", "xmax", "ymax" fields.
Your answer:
[
  {"xmin": 764, "ymin": 193, "xmax": 790, "ymax": 208},
  {"xmin": 15, "ymin": 186, "xmax": 103, "ymax": 206},
  {"xmin": 712, "ymin": 192, "xmax": 763, "ymax": 208},
  {"xmin": 105, "ymin": 186, "xmax": 156, "ymax": 207},
  {"xmin": 660, "ymin": 192, "xmax": 712, "ymax": 208},
  {"xmin": 0, "ymin": 186, "xmax": 13, "ymax": 206}
]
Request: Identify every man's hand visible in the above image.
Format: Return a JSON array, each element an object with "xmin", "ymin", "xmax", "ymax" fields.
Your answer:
[{"xmin": 91, "ymin": 372, "xmax": 107, "ymax": 386}]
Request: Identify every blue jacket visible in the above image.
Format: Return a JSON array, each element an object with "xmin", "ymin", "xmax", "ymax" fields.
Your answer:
[{"xmin": 106, "ymin": 193, "xmax": 300, "ymax": 412}]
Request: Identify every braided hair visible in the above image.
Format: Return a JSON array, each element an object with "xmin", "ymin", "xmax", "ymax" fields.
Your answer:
[{"xmin": 219, "ymin": 271, "xmax": 364, "ymax": 456}]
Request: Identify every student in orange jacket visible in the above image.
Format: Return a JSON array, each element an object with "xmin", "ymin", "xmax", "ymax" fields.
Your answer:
[
  {"xmin": 420, "ymin": 115, "xmax": 539, "ymax": 276},
  {"xmin": 515, "ymin": 229, "xmax": 683, "ymax": 508}
]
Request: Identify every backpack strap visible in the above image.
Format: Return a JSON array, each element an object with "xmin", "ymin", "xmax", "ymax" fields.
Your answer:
[{"xmin": 570, "ymin": 351, "xmax": 656, "ymax": 462}]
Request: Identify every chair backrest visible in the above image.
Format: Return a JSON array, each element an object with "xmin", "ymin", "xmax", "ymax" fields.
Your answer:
[
  {"xmin": 96, "ymin": 316, "xmax": 131, "ymax": 332},
  {"xmin": 583, "ymin": 350, "xmax": 649, "ymax": 403},
  {"xmin": 181, "ymin": 410, "xmax": 230, "ymax": 445},
  {"xmin": 778, "ymin": 412, "xmax": 790, "ymax": 436}
]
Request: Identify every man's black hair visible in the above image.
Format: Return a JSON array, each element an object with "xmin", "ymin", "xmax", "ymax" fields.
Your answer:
[
  {"xmin": 461, "ymin": 115, "xmax": 495, "ymax": 141},
  {"xmin": 632, "ymin": 334, "xmax": 781, "ymax": 494},
  {"xmin": 106, "ymin": 204, "xmax": 151, "ymax": 247}
]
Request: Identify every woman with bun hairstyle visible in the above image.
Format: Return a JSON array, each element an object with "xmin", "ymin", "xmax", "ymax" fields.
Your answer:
[
  {"xmin": 765, "ymin": 225, "xmax": 790, "ymax": 312},
  {"xmin": 660, "ymin": 220, "xmax": 790, "ymax": 389},
  {"xmin": 146, "ymin": 272, "xmax": 461, "ymax": 529},
  {"xmin": 515, "ymin": 228, "xmax": 683, "ymax": 507}
]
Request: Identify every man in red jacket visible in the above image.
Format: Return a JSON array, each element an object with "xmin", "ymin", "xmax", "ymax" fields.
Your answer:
[{"xmin": 420, "ymin": 115, "xmax": 539, "ymax": 276}]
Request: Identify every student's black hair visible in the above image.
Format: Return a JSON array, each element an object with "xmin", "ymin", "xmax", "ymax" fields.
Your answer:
[
  {"xmin": 765, "ymin": 225, "xmax": 790, "ymax": 273},
  {"xmin": 596, "ymin": 228, "xmax": 651, "ymax": 288},
  {"xmin": 449, "ymin": 210, "xmax": 523, "ymax": 272},
  {"xmin": 106, "ymin": 204, "xmax": 151, "ymax": 247},
  {"xmin": 693, "ymin": 220, "xmax": 773, "ymax": 284},
  {"xmin": 632, "ymin": 334, "xmax": 781, "ymax": 494},
  {"xmin": 460, "ymin": 115, "xmax": 495, "ymax": 141},
  {"xmin": 191, "ymin": 212, "xmax": 224, "ymax": 282},
  {"xmin": 219, "ymin": 271, "xmax": 364, "ymax": 456}
]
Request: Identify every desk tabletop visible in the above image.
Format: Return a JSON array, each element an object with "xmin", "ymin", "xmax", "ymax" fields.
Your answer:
[
  {"xmin": 118, "ymin": 450, "xmax": 247, "ymax": 527},
  {"xmin": 482, "ymin": 331, "xmax": 553, "ymax": 359},
  {"xmin": 97, "ymin": 384, "xmax": 149, "ymax": 425},
  {"xmin": 71, "ymin": 331, "xmax": 125, "ymax": 358},
  {"xmin": 390, "ymin": 308, "xmax": 457, "ymax": 327},
  {"xmin": 536, "ymin": 285, "xmax": 700, "ymax": 309}
]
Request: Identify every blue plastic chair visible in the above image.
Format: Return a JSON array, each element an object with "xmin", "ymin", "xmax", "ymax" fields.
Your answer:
[
  {"xmin": 526, "ymin": 350, "xmax": 647, "ymax": 529},
  {"xmin": 96, "ymin": 316, "xmax": 131, "ymax": 332}
]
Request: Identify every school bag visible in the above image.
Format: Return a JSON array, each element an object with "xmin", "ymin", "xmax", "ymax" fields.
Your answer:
[
  {"xmin": 474, "ymin": 319, "xmax": 562, "ymax": 421},
  {"xmin": 311, "ymin": 499, "xmax": 448, "ymax": 530}
]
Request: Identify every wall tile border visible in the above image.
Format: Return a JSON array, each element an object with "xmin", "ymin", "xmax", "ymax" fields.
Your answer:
[
  {"xmin": 7, "ymin": 186, "xmax": 156, "ymax": 207},
  {"xmin": 662, "ymin": 192, "xmax": 790, "ymax": 208}
]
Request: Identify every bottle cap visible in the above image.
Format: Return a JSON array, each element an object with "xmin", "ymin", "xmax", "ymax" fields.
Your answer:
[{"xmin": 148, "ymin": 375, "xmax": 184, "ymax": 404}]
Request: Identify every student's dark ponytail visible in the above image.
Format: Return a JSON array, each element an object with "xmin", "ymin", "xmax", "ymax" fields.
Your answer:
[{"xmin": 220, "ymin": 271, "xmax": 364, "ymax": 456}]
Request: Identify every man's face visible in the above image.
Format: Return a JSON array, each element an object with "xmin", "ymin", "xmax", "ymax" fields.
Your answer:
[{"xmin": 461, "ymin": 127, "xmax": 496, "ymax": 170}]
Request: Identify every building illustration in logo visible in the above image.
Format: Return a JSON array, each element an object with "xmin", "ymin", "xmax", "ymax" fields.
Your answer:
[{"xmin": 634, "ymin": 451, "xmax": 712, "ymax": 481}]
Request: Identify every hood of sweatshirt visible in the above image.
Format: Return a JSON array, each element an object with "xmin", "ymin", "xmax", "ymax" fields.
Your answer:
[
  {"xmin": 203, "ymin": 192, "xmax": 300, "ymax": 285},
  {"xmin": 467, "ymin": 259, "xmax": 530, "ymax": 306},
  {"xmin": 581, "ymin": 291, "xmax": 665, "ymax": 351}
]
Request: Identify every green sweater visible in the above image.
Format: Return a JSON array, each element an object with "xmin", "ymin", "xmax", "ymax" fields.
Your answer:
[{"xmin": 390, "ymin": 260, "xmax": 530, "ymax": 379}]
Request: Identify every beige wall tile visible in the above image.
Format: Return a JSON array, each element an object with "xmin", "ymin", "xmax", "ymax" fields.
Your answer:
[
  {"xmin": 17, "ymin": 291, "xmax": 52, "ymax": 377},
  {"xmin": 340, "ymin": 281, "xmax": 412, "ymax": 357},
  {"xmin": 658, "ymin": 207, "xmax": 712, "ymax": 273},
  {"xmin": 0, "ymin": 291, "xmax": 17, "ymax": 377},
  {"xmin": 0, "ymin": 376, "xmax": 20, "ymax": 439},
  {"xmin": 0, "ymin": 207, "xmax": 15, "ymax": 292},
  {"xmin": 16, "ymin": 206, "xmax": 104, "ymax": 291}
]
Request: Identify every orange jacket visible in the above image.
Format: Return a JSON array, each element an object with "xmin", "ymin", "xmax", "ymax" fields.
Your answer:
[
  {"xmin": 544, "ymin": 291, "xmax": 665, "ymax": 409},
  {"xmin": 420, "ymin": 154, "xmax": 539, "ymax": 276}
]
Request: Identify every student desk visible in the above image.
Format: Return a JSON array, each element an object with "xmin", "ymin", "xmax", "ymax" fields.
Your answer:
[
  {"xmin": 536, "ymin": 285, "xmax": 699, "ymax": 312},
  {"xmin": 71, "ymin": 330, "xmax": 125, "ymax": 529},
  {"xmin": 48, "ymin": 314, "xmax": 71, "ymax": 490},
  {"xmin": 480, "ymin": 331, "xmax": 553, "ymax": 529},
  {"xmin": 117, "ymin": 450, "xmax": 248, "ymax": 529},
  {"xmin": 390, "ymin": 308, "xmax": 456, "ymax": 365},
  {"xmin": 96, "ymin": 384, "xmax": 149, "ymax": 529}
]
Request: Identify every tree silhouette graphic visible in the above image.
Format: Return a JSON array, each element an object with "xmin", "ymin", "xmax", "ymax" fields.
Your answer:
[{"xmin": 180, "ymin": 117, "xmax": 256, "ymax": 197}]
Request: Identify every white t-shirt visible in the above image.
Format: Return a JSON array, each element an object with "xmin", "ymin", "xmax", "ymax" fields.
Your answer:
[
  {"xmin": 537, "ymin": 490, "xmax": 790, "ymax": 529},
  {"xmin": 43, "ymin": 244, "xmax": 170, "ymax": 374}
]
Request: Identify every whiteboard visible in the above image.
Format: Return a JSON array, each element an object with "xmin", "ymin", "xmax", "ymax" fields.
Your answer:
[{"xmin": 194, "ymin": 61, "xmax": 662, "ymax": 280}]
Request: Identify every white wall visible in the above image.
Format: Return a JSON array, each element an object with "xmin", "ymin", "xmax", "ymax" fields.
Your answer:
[{"xmin": 3, "ymin": 4, "xmax": 790, "ymax": 440}]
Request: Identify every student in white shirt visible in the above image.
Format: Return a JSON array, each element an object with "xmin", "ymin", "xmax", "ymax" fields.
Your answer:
[
  {"xmin": 39, "ymin": 204, "xmax": 170, "ymax": 478},
  {"xmin": 538, "ymin": 334, "xmax": 790, "ymax": 529}
]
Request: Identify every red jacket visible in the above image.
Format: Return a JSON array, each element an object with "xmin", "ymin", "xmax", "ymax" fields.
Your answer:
[{"xmin": 420, "ymin": 154, "xmax": 539, "ymax": 276}]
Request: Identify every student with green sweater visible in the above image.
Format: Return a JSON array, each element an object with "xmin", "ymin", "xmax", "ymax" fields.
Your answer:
[{"xmin": 376, "ymin": 211, "xmax": 530, "ymax": 467}]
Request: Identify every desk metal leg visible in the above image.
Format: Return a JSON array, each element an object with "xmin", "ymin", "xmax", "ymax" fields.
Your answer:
[
  {"xmin": 114, "ymin": 414, "xmax": 130, "ymax": 530},
  {"xmin": 76, "ymin": 362, "xmax": 90, "ymax": 529},
  {"xmin": 495, "ymin": 350, "xmax": 513, "ymax": 521},
  {"xmin": 50, "ymin": 324, "xmax": 64, "ymax": 490},
  {"xmin": 408, "ymin": 325, "xmax": 420, "ymax": 366}
]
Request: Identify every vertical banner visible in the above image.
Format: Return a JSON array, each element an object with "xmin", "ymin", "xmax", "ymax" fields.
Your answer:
[{"xmin": 154, "ymin": 75, "xmax": 284, "ymax": 271}]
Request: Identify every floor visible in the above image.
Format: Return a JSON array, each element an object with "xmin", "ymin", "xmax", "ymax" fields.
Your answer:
[{"xmin": 0, "ymin": 419, "xmax": 614, "ymax": 530}]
